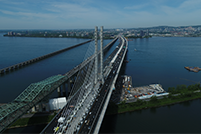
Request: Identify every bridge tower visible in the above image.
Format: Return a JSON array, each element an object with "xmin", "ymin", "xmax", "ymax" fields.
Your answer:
[
  {"xmin": 94, "ymin": 26, "xmax": 98, "ymax": 84},
  {"xmin": 100, "ymin": 26, "xmax": 104, "ymax": 83}
]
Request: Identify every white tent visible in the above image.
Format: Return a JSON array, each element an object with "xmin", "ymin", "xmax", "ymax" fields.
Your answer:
[{"xmin": 48, "ymin": 97, "xmax": 67, "ymax": 111}]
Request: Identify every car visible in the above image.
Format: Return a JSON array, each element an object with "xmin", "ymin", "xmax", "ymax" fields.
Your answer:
[
  {"xmin": 63, "ymin": 126, "xmax": 67, "ymax": 131},
  {"xmin": 80, "ymin": 117, "xmax": 83, "ymax": 121},
  {"xmin": 59, "ymin": 124, "xmax": 63, "ymax": 128},
  {"xmin": 77, "ymin": 125, "xmax": 80, "ymax": 130},
  {"xmin": 53, "ymin": 126, "xmax": 59, "ymax": 132},
  {"xmin": 86, "ymin": 120, "xmax": 90, "ymax": 125},
  {"xmin": 88, "ymin": 126, "xmax": 91, "ymax": 129}
]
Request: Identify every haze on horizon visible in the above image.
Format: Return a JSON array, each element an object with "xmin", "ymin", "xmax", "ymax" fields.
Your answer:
[{"xmin": 0, "ymin": 0, "xmax": 201, "ymax": 30}]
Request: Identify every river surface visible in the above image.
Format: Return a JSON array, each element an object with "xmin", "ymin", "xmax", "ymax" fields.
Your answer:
[{"xmin": 1, "ymin": 34, "xmax": 201, "ymax": 133}]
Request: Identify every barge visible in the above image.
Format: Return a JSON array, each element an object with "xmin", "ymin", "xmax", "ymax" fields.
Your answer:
[{"xmin": 184, "ymin": 66, "xmax": 201, "ymax": 73}]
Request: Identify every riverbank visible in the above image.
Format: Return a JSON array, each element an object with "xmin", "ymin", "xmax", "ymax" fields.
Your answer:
[
  {"xmin": 6, "ymin": 85, "xmax": 201, "ymax": 129},
  {"xmin": 3, "ymin": 34, "xmax": 114, "ymax": 39},
  {"xmin": 106, "ymin": 83, "xmax": 201, "ymax": 115}
]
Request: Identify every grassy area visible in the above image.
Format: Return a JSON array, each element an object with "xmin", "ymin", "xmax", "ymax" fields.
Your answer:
[
  {"xmin": 8, "ymin": 84, "xmax": 201, "ymax": 128},
  {"xmin": 8, "ymin": 113, "xmax": 57, "ymax": 128},
  {"xmin": 106, "ymin": 83, "xmax": 201, "ymax": 115}
]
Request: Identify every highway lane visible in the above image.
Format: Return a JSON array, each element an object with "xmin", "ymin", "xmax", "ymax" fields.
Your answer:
[
  {"xmin": 41, "ymin": 38, "xmax": 123, "ymax": 134},
  {"xmin": 78, "ymin": 38, "xmax": 127, "ymax": 134}
]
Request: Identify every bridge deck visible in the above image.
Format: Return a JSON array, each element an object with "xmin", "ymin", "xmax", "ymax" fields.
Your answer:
[
  {"xmin": 40, "ymin": 36, "xmax": 122, "ymax": 134},
  {"xmin": 0, "ymin": 40, "xmax": 92, "ymax": 75},
  {"xmin": 0, "ymin": 37, "xmax": 118, "ymax": 133},
  {"xmin": 79, "ymin": 36, "xmax": 128, "ymax": 134},
  {"xmin": 40, "ymin": 36, "xmax": 127, "ymax": 134}
]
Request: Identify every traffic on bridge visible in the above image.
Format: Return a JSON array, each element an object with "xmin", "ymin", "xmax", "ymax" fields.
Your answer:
[{"xmin": 41, "ymin": 35, "xmax": 128, "ymax": 134}]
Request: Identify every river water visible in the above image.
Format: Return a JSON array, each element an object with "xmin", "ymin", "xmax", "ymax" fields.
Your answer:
[{"xmin": 1, "ymin": 34, "xmax": 201, "ymax": 133}]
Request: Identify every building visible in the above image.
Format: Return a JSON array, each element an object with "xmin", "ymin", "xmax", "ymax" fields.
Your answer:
[
  {"xmin": 8, "ymin": 31, "xmax": 14, "ymax": 36},
  {"xmin": 66, "ymin": 32, "xmax": 69, "ymax": 36},
  {"xmin": 146, "ymin": 29, "xmax": 149, "ymax": 36},
  {"xmin": 134, "ymin": 31, "xmax": 137, "ymax": 37},
  {"xmin": 140, "ymin": 30, "xmax": 144, "ymax": 37},
  {"xmin": 48, "ymin": 97, "xmax": 67, "ymax": 111}
]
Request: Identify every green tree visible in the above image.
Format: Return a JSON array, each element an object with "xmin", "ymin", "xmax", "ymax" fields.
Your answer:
[
  {"xmin": 194, "ymin": 83, "xmax": 200, "ymax": 90},
  {"xmin": 168, "ymin": 87, "xmax": 176, "ymax": 93},
  {"xmin": 188, "ymin": 84, "xmax": 194, "ymax": 91},
  {"xmin": 135, "ymin": 99, "xmax": 143, "ymax": 106},
  {"xmin": 150, "ymin": 96, "xmax": 158, "ymax": 103},
  {"xmin": 176, "ymin": 85, "xmax": 187, "ymax": 93}
]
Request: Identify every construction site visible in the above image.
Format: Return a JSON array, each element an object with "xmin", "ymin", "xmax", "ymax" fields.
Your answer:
[{"xmin": 119, "ymin": 76, "xmax": 169, "ymax": 103}]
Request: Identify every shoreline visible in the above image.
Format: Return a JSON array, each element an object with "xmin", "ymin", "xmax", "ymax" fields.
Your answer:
[
  {"xmin": 106, "ymin": 90, "xmax": 201, "ymax": 115},
  {"xmin": 3, "ymin": 34, "xmax": 114, "ymax": 39},
  {"xmin": 7, "ymin": 89, "xmax": 201, "ymax": 129},
  {"xmin": 7, "ymin": 122, "xmax": 48, "ymax": 129},
  {"xmin": 120, "ymin": 97, "xmax": 201, "ymax": 115},
  {"xmin": 7, "ymin": 113, "xmax": 56, "ymax": 129}
]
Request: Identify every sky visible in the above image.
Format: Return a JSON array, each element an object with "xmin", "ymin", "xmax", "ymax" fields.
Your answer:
[{"xmin": 0, "ymin": 0, "xmax": 201, "ymax": 29}]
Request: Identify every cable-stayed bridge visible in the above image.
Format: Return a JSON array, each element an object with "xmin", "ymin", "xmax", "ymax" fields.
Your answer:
[
  {"xmin": 41, "ymin": 32, "xmax": 128, "ymax": 134},
  {"xmin": 0, "ymin": 27, "xmax": 128, "ymax": 134}
]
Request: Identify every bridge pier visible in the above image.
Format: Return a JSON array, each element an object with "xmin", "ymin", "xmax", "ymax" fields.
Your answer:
[
  {"xmin": 5, "ymin": 68, "xmax": 9, "ymax": 72},
  {"xmin": 45, "ymin": 104, "xmax": 50, "ymax": 112},
  {"xmin": 62, "ymin": 83, "xmax": 66, "ymax": 97},
  {"xmin": 57, "ymin": 87, "xmax": 61, "ymax": 97},
  {"xmin": 31, "ymin": 106, "xmax": 36, "ymax": 112},
  {"xmin": 67, "ymin": 79, "xmax": 72, "ymax": 97},
  {"xmin": 0, "ymin": 70, "xmax": 4, "ymax": 74},
  {"xmin": 10, "ymin": 67, "xmax": 14, "ymax": 71},
  {"xmin": 39, "ymin": 103, "xmax": 43, "ymax": 112}
]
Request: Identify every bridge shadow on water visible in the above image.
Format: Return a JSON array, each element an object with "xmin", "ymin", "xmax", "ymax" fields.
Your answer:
[
  {"xmin": 99, "ymin": 53, "xmax": 128, "ymax": 133},
  {"xmin": 109, "ymin": 52, "xmax": 128, "ymax": 104},
  {"xmin": 99, "ymin": 113, "xmax": 118, "ymax": 133},
  {"xmin": 26, "ymin": 112, "xmax": 52, "ymax": 126},
  {"xmin": 5, "ymin": 112, "xmax": 51, "ymax": 133}
]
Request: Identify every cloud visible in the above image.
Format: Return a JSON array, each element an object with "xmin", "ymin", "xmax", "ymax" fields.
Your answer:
[
  {"xmin": 179, "ymin": 0, "xmax": 201, "ymax": 10},
  {"xmin": 124, "ymin": 3, "xmax": 149, "ymax": 10},
  {"xmin": 0, "ymin": 0, "xmax": 201, "ymax": 29},
  {"xmin": 0, "ymin": 9, "xmax": 55, "ymax": 20},
  {"xmin": 0, "ymin": 0, "xmax": 24, "ymax": 5}
]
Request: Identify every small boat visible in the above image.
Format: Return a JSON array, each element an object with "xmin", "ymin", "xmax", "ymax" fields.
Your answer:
[
  {"xmin": 134, "ymin": 49, "xmax": 137, "ymax": 51},
  {"xmin": 184, "ymin": 66, "xmax": 201, "ymax": 72}
]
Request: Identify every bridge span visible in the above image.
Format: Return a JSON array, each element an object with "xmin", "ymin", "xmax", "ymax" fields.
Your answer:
[
  {"xmin": 0, "ymin": 36, "xmax": 119, "ymax": 133},
  {"xmin": 80, "ymin": 36, "xmax": 128, "ymax": 134},
  {"xmin": 41, "ymin": 35, "xmax": 128, "ymax": 134},
  {"xmin": 0, "ymin": 39, "xmax": 92, "ymax": 75}
]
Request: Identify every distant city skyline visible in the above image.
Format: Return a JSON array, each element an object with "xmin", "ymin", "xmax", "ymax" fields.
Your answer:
[{"xmin": 0, "ymin": 0, "xmax": 201, "ymax": 30}]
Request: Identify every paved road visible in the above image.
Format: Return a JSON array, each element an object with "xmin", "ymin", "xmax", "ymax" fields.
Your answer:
[
  {"xmin": 78, "ymin": 38, "xmax": 127, "ymax": 134},
  {"xmin": 40, "ymin": 38, "xmax": 122, "ymax": 134}
]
